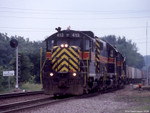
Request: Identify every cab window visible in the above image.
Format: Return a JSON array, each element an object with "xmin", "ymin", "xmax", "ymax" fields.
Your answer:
[
  {"xmin": 57, "ymin": 40, "xmax": 67, "ymax": 46},
  {"xmin": 84, "ymin": 39, "xmax": 90, "ymax": 50},
  {"xmin": 70, "ymin": 39, "xmax": 81, "ymax": 47},
  {"xmin": 48, "ymin": 39, "xmax": 54, "ymax": 51}
]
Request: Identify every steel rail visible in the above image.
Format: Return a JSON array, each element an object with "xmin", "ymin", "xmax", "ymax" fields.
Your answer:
[
  {"xmin": 0, "ymin": 87, "xmax": 125, "ymax": 113},
  {"xmin": 0, "ymin": 96, "xmax": 74, "ymax": 113},
  {"xmin": 0, "ymin": 91, "xmax": 44, "ymax": 99},
  {"xmin": 0, "ymin": 96, "xmax": 53, "ymax": 113}
]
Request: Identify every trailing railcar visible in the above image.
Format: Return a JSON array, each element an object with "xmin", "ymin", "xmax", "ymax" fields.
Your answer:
[
  {"xmin": 126, "ymin": 66, "xmax": 142, "ymax": 84},
  {"xmin": 41, "ymin": 28, "xmax": 126, "ymax": 96}
]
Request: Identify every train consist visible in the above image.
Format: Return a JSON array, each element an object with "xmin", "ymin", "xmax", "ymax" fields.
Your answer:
[
  {"xmin": 126, "ymin": 66, "xmax": 143, "ymax": 84},
  {"xmin": 41, "ymin": 28, "xmax": 142, "ymax": 96}
]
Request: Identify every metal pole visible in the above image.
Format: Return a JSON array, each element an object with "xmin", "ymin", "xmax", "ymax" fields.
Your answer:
[
  {"xmin": 8, "ymin": 76, "xmax": 10, "ymax": 90},
  {"xmin": 16, "ymin": 46, "xmax": 19, "ymax": 89},
  {"xmin": 146, "ymin": 22, "xmax": 149, "ymax": 85},
  {"xmin": 40, "ymin": 47, "xmax": 43, "ymax": 85}
]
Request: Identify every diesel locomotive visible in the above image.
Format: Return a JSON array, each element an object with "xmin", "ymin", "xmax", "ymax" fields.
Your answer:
[{"xmin": 41, "ymin": 27, "xmax": 126, "ymax": 96}]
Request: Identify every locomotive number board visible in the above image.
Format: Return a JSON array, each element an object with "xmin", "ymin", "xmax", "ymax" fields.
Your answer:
[{"xmin": 56, "ymin": 32, "xmax": 81, "ymax": 38}]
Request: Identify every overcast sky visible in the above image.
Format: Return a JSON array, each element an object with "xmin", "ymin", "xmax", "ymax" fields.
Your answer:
[{"xmin": 0, "ymin": 0, "xmax": 150, "ymax": 55}]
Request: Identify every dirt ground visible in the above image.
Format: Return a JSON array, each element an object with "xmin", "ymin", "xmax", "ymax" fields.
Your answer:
[{"xmin": 112, "ymin": 85, "xmax": 150, "ymax": 113}]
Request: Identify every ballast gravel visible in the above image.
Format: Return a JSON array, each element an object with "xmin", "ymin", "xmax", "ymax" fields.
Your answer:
[
  {"xmin": 18, "ymin": 85, "xmax": 150, "ymax": 113},
  {"xmin": 18, "ymin": 91, "xmax": 128, "ymax": 113}
]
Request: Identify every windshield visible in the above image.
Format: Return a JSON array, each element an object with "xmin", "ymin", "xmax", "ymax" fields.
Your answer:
[
  {"xmin": 47, "ymin": 38, "xmax": 82, "ymax": 51},
  {"xmin": 70, "ymin": 39, "xmax": 81, "ymax": 47},
  {"xmin": 57, "ymin": 38, "xmax": 81, "ymax": 47},
  {"xmin": 57, "ymin": 40, "xmax": 67, "ymax": 46}
]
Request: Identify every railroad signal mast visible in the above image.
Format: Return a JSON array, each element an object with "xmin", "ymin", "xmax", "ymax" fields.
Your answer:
[{"xmin": 10, "ymin": 39, "xmax": 19, "ymax": 89}]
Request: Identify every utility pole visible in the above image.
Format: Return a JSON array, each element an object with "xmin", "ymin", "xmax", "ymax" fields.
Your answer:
[
  {"xmin": 146, "ymin": 22, "xmax": 149, "ymax": 85},
  {"xmin": 40, "ymin": 47, "xmax": 43, "ymax": 86}
]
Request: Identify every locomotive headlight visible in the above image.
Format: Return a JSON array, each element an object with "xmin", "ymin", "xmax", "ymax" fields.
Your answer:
[
  {"xmin": 50, "ymin": 73, "xmax": 54, "ymax": 77},
  {"xmin": 65, "ymin": 44, "xmax": 68, "ymax": 48},
  {"xmin": 72, "ymin": 73, "xmax": 77, "ymax": 77},
  {"xmin": 61, "ymin": 44, "xmax": 64, "ymax": 48}
]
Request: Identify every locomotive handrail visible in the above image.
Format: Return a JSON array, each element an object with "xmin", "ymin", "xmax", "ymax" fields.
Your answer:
[{"xmin": 40, "ymin": 59, "xmax": 47, "ymax": 72}]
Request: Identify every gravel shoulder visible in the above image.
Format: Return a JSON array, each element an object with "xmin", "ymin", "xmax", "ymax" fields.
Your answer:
[{"xmin": 18, "ymin": 85, "xmax": 150, "ymax": 113}]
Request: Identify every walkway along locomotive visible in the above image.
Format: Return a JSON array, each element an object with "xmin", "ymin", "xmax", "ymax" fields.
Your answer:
[{"xmin": 41, "ymin": 28, "xmax": 126, "ymax": 96}]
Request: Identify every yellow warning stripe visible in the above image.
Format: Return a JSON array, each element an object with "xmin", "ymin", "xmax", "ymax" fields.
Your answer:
[
  {"xmin": 68, "ymin": 47, "xmax": 79, "ymax": 57},
  {"xmin": 60, "ymin": 66, "xmax": 68, "ymax": 72},
  {"xmin": 69, "ymin": 66, "xmax": 76, "ymax": 72},
  {"xmin": 57, "ymin": 60, "xmax": 68, "ymax": 70},
  {"xmin": 96, "ymin": 39, "xmax": 101, "ymax": 73},
  {"xmin": 97, "ymin": 49, "xmax": 100, "ymax": 53},
  {"xmin": 52, "ymin": 47, "xmax": 60, "ymax": 58},
  {"xmin": 69, "ymin": 58, "xmax": 78, "ymax": 69},
  {"xmin": 96, "ymin": 42, "xmax": 100, "ymax": 48},
  {"xmin": 64, "ymin": 49, "xmax": 78, "ymax": 63},
  {"xmin": 51, "ymin": 47, "xmax": 79, "ymax": 72}
]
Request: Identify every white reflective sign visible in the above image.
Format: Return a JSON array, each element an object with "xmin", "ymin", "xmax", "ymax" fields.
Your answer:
[{"xmin": 3, "ymin": 71, "xmax": 15, "ymax": 76}]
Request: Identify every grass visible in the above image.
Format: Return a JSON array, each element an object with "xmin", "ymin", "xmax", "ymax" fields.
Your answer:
[
  {"xmin": 115, "ymin": 94, "xmax": 150, "ymax": 112},
  {"xmin": 0, "ymin": 82, "xmax": 42, "ymax": 94},
  {"xmin": 130, "ymin": 105, "xmax": 150, "ymax": 112},
  {"xmin": 131, "ymin": 97, "xmax": 150, "ymax": 111},
  {"xmin": 137, "ymin": 106, "xmax": 150, "ymax": 110},
  {"xmin": 124, "ymin": 96, "xmax": 150, "ymax": 103},
  {"xmin": 20, "ymin": 82, "xmax": 42, "ymax": 91},
  {"xmin": 0, "ymin": 87, "xmax": 15, "ymax": 94}
]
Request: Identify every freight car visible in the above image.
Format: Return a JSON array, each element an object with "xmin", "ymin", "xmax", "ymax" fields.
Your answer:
[
  {"xmin": 41, "ymin": 27, "xmax": 126, "ymax": 96},
  {"xmin": 126, "ymin": 66, "xmax": 143, "ymax": 84}
]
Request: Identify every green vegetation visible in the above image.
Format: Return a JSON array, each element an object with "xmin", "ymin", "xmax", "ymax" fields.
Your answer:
[
  {"xmin": 20, "ymin": 82, "xmax": 42, "ymax": 91},
  {"xmin": 115, "ymin": 91, "xmax": 150, "ymax": 112},
  {"xmin": 0, "ymin": 88, "xmax": 15, "ymax": 94},
  {"xmin": 0, "ymin": 33, "xmax": 45, "ymax": 93},
  {"xmin": 135, "ymin": 106, "xmax": 150, "ymax": 111},
  {"xmin": 0, "ymin": 83, "xmax": 42, "ymax": 94},
  {"xmin": 127, "ymin": 96, "xmax": 150, "ymax": 111}
]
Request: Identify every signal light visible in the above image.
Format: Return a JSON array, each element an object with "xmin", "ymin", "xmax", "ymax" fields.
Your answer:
[{"xmin": 10, "ymin": 39, "xmax": 18, "ymax": 48}]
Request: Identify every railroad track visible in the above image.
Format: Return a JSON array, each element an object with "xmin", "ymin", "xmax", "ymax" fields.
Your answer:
[
  {"xmin": 0, "ymin": 96, "xmax": 75, "ymax": 113},
  {"xmin": 0, "ymin": 91, "xmax": 44, "ymax": 99},
  {"xmin": 0, "ymin": 87, "xmax": 124, "ymax": 113}
]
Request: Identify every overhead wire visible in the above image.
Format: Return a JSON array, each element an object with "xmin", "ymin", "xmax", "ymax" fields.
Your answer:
[
  {"xmin": 0, "ymin": 6, "xmax": 150, "ymax": 13},
  {"xmin": 0, "ymin": 6, "xmax": 150, "ymax": 20},
  {"xmin": 0, "ymin": 15, "xmax": 150, "ymax": 20},
  {"xmin": 0, "ymin": 6, "xmax": 150, "ymax": 17},
  {"xmin": 0, "ymin": 26, "xmax": 149, "ymax": 30}
]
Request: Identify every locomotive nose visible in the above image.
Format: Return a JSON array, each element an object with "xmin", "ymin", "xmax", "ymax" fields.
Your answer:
[
  {"xmin": 51, "ymin": 46, "xmax": 80, "ymax": 73},
  {"xmin": 58, "ymin": 80, "xmax": 68, "ymax": 88}
]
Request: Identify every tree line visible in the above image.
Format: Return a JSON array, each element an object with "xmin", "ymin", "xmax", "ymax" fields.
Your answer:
[
  {"xmin": 0, "ymin": 33, "xmax": 45, "ymax": 90},
  {"xmin": 0, "ymin": 33, "xmax": 145, "ymax": 90}
]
